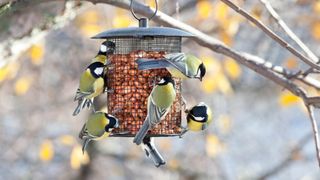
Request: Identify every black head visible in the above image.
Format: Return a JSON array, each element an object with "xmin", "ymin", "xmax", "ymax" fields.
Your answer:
[
  {"xmin": 189, "ymin": 103, "xmax": 208, "ymax": 122},
  {"xmin": 197, "ymin": 63, "xmax": 206, "ymax": 81},
  {"xmin": 104, "ymin": 114, "xmax": 119, "ymax": 132},
  {"xmin": 158, "ymin": 76, "xmax": 175, "ymax": 87},
  {"xmin": 87, "ymin": 62, "xmax": 105, "ymax": 78},
  {"xmin": 98, "ymin": 41, "xmax": 115, "ymax": 55}
]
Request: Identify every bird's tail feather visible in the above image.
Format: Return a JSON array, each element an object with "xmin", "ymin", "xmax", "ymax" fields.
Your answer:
[
  {"xmin": 136, "ymin": 58, "xmax": 171, "ymax": 70},
  {"xmin": 143, "ymin": 139, "xmax": 166, "ymax": 167},
  {"xmin": 82, "ymin": 138, "xmax": 91, "ymax": 154},
  {"xmin": 73, "ymin": 98, "xmax": 85, "ymax": 116},
  {"xmin": 133, "ymin": 120, "xmax": 150, "ymax": 145}
]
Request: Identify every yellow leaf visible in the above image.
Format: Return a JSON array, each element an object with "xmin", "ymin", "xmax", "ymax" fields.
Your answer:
[
  {"xmin": 78, "ymin": 10, "xmax": 100, "ymax": 24},
  {"xmin": 113, "ymin": 14, "xmax": 132, "ymax": 28},
  {"xmin": 0, "ymin": 62, "xmax": 20, "ymax": 83},
  {"xmin": 14, "ymin": 77, "xmax": 32, "ymax": 96},
  {"xmin": 311, "ymin": 21, "xmax": 320, "ymax": 40},
  {"xmin": 39, "ymin": 139, "xmax": 54, "ymax": 162},
  {"xmin": 70, "ymin": 145, "xmax": 90, "ymax": 170},
  {"xmin": 0, "ymin": 66, "xmax": 9, "ymax": 83},
  {"xmin": 251, "ymin": 6, "xmax": 262, "ymax": 20},
  {"xmin": 206, "ymin": 134, "xmax": 224, "ymax": 158},
  {"xmin": 223, "ymin": 58, "xmax": 241, "ymax": 80},
  {"xmin": 314, "ymin": 1, "xmax": 320, "ymax": 13},
  {"xmin": 202, "ymin": 77, "xmax": 218, "ymax": 93},
  {"xmin": 59, "ymin": 135, "xmax": 76, "ymax": 146},
  {"xmin": 197, "ymin": 0, "xmax": 213, "ymax": 19},
  {"xmin": 80, "ymin": 24, "xmax": 102, "ymax": 36},
  {"xmin": 29, "ymin": 45, "xmax": 44, "ymax": 65},
  {"xmin": 284, "ymin": 57, "xmax": 298, "ymax": 69},
  {"xmin": 279, "ymin": 91, "xmax": 301, "ymax": 107},
  {"xmin": 219, "ymin": 31, "xmax": 233, "ymax": 46},
  {"xmin": 201, "ymin": 56, "xmax": 233, "ymax": 94},
  {"xmin": 146, "ymin": 0, "xmax": 157, "ymax": 8},
  {"xmin": 214, "ymin": 1, "xmax": 228, "ymax": 21},
  {"xmin": 217, "ymin": 115, "xmax": 232, "ymax": 134}
]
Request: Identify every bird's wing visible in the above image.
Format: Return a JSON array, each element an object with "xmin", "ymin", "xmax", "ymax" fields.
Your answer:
[
  {"xmin": 74, "ymin": 89, "xmax": 91, "ymax": 101},
  {"xmin": 148, "ymin": 94, "xmax": 168, "ymax": 126},
  {"xmin": 136, "ymin": 58, "xmax": 171, "ymax": 70},
  {"xmin": 164, "ymin": 53, "xmax": 192, "ymax": 78}
]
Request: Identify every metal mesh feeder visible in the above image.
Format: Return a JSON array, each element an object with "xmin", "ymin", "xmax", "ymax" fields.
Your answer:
[{"xmin": 92, "ymin": 18, "xmax": 194, "ymax": 137}]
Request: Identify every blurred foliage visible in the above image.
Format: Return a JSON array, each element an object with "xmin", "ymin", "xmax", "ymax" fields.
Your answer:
[{"xmin": 39, "ymin": 139, "xmax": 55, "ymax": 162}]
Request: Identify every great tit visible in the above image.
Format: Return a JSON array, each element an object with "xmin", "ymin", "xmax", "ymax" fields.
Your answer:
[
  {"xmin": 79, "ymin": 111, "xmax": 119, "ymax": 153},
  {"xmin": 73, "ymin": 41, "xmax": 115, "ymax": 116},
  {"xmin": 133, "ymin": 76, "xmax": 176, "ymax": 145},
  {"xmin": 142, "ymin": 137, "xmax": 166, "ymax": 167},
  {"xmin": 136, "ymin": 53, "xmax": 206, "ymax": 81},
  {"xmin": 180, "ymin": 102, "xmax": 213, "ymax": 136}
]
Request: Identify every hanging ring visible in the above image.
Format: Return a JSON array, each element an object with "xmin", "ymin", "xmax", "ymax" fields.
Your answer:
[{"xmin": 130, "ymin": 0, "xmax": 158, "ymax": 20}]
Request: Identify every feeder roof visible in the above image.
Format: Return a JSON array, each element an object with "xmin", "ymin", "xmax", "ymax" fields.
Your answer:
[{"xmin": 91, "ymin": 27, "xmax": 194, "ymax": 39}]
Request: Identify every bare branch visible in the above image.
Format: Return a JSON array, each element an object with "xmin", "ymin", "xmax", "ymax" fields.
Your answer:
[
  {"xmin": 260, "ymin": 0, "xmax": 318, "ymax": 62},
  {"xmin": 0, "ymin": 1, "xmax": 85, "ymax": 68},
  {"xmin": 305, "ymin": 105, "xmax": 320, "ymax": 166},
  {"xmin": 219, "ymin": 0, "xmax": 320, "ymax": 70}
]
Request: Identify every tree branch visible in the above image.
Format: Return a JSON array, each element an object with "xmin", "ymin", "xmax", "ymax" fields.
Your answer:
[
  {"xmin": 259, "ymin": 0, "xmax": 318, "ymax": 63},
  {"xmin": 259, "ymin": 0, "xmax": 319, "ymax": 76},
  {"xmin": 220, "ymin": 0, "xmax": 320, "ymax": 70}
]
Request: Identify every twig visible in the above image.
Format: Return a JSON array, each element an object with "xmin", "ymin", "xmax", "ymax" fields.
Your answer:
[
  {"xmin": 256, "ymin": 133, "xmax": 312, "ymax": 179},
  {"xmin": 260, "ymin": 0, "xmax": 318, "ymax": 63},
  {"xmin": 259, "ymin": 0, "xmax": 319, "ymax": 76},
  {"xmin": 0, "ymin": 1, "xmax": 85, "ymax": 68},
  {"xmin": 305, "ymin": 105, "xmax": 320, "ymax": 167},
  {"xmin": 219, "ymin": 0, "xmax": 320, "ymax": 70}
]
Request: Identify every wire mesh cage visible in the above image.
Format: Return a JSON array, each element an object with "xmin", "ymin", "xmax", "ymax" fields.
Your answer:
[{"xmin": 92, "ymin": 18, "xmax": 194, "ymax": 137}]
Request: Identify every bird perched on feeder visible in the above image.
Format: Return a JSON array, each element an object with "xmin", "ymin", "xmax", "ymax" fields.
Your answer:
[
  {"xmin": 142, "ymin": 137, "xmax": 166, "ymax": 167},
  {"xmin": 136, "ymin": 53, "xmax": 206, "ymax": 81},
  {"xmin": 133, "ymin": 76, "xmax": 176, "ymax": 145},
  {"xmin": 79, "ymin": 111, "xmax": 119, "ymax": 153},
  {"xmin": 180, "ymin": 102, "xmax": 213, "ymax": 137},
  {"xmin": 73, "ymin": 41, "xmax": 115, "ymax": 116}
]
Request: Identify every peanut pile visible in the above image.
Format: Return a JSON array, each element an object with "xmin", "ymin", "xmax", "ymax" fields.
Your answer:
[{"xmin": 107, "ymin": 50, "xmax": 182, "ymax": 136}]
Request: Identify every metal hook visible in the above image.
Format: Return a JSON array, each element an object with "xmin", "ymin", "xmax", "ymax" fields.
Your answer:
[{"xmin": 130, "ymin": 0, "xmax": 158, "ymax": 20}]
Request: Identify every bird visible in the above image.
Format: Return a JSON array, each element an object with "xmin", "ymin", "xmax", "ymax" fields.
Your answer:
[
  {"xmin": 72, "ymin": 41, "xmax": 115, "ymax": 116},
  {"xmin": 133, "ymin": 76, "xmax": 176, "ymax": 145},
  {"xmin": 79, "ymin": 111, "xmax": 119, "ymax": 153},
  {"xmin": 136, "ymin": 53, "xmax": 206, "ymax": 81},
  {"xmin": 141, "ymin": 137, "xmax": 166, "ymax": 167},
  {"xmin": 180, "ymin": 102, "xmax": 213, "ymax": 137}
]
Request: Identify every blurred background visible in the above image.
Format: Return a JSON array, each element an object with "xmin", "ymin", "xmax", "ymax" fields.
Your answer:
[{"xmin": 1, "ymin": 0, "xmax": 320, "ymax": 179}]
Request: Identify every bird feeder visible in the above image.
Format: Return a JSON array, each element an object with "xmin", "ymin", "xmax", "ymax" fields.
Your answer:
[{"xmin": 91, "ymin": 1, "xmax": 194, "ymax": 137}]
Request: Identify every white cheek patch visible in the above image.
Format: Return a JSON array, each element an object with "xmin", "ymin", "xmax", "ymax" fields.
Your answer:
[
  {"xmin": 100, "ymin": 44, "xmax": 107, "ymax": 52},
  {"xmin": 159, "ymin": 78, "xmax": 165, "ymax": 84},
  {"xmin": 194, "ymin": 116, "xmax": 205, "ymax": 121},
  {"xmin": 94, "ymin": 67, "xmax": 104, "ymax": 75}
]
